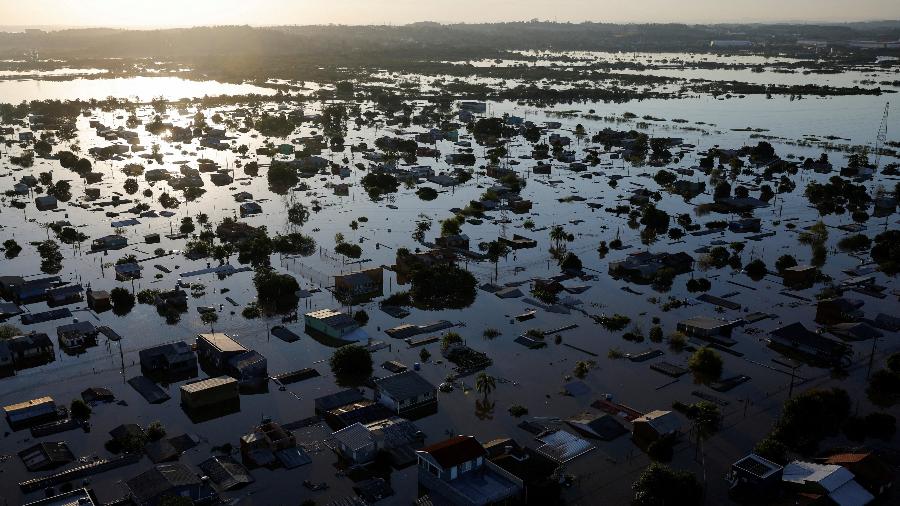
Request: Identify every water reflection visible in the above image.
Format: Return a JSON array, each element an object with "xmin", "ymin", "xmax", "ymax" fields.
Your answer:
[{"xmin": 0, "ymin": 76, "xmax": 276, "ymax": 102}]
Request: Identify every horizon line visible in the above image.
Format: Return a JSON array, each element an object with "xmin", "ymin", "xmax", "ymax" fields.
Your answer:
[{"xmin": 2, "ymin": 18, "xmax": 900, "ymax": 31}]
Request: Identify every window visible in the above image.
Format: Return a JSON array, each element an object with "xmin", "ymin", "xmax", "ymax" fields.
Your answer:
[{"xmin": 461, "ymin": 460, "xmax": 472, "ymax": 473}]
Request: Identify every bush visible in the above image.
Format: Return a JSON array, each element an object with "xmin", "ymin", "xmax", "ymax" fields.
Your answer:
[
  {"xmin": 329, "ymin": 344, "xmax": 373, "ymax": 387},
  {"xmin": 252, "ymin": 267, "xmax": 299, "ymax": 314},
  {"xmin": 775, "ymin": 254, "xmax": 798, "ymax": 273},
  {"xmin": 864, "ymin": 412, "xmax": 896, "ymax": 440},
  {"xmin": 770, "ymin": 388, "xmax": 850, "ymax": 454},
  {"xmin": 647, "ymin": 434, "xmax": 676, "ymax": 462},
  {"xmin": 753, "ymin": 437, "xmax": 787, "ymax": 465},
  {"xmin": 146, "ymin": 421, "xmax": 167, "ymax": 441},
  {"xmin": 70, "ymin": 399, "xmax": 91, "ymax": 420},
  {"xmin": 871, "ymin": 230, "xmax": 900, "ymax": 275},
  {"xmin": 744, "ymin": 258, "xmax": 767, "ymax": 281},
  {"xmin": 335, "ymin": 241, "xmax": 363, "ymax": 259},
  {"xmin": 631, "ymin": 463, "xmax": 702, "ymax": 506},
  {"xmin": 409, "ymin": 264, "xmax": 476, "ymax": 310},
  {"xmin": 867, "ymin": 369, "xmax": 900, "ymax": 408},
  {"xmin": 688, "ymin": 347, "xmax": 723, "ymax": 383},
  {"xmin": 110, "ymin": 287, "xmax": 135, "ymax": 316},
  {"xmin": 508, "ymin": 405, "xmax": 528, "ymax": 417},
  {"xmin": 353, "ymin": 310, "xmax": 369, "ymax": 325}
]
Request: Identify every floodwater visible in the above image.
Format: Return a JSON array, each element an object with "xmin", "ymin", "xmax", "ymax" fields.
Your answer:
[
  {"xmin": 0, "ymin": 53, "xmax": 898, "ymax": 505},
  {"xmin": 0, "ymin": 76, "xmax": 276, "ymax": 103}
]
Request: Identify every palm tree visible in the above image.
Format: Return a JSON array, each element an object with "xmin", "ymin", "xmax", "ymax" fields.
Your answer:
[
  {"xmin": 474, "ymin": 372, "xmax": 496, "ymax": 401},
  {"xmin": 486, "ymin": 240, "xmax": 509, "ymax": 282},
  {"xmin": 549, "ymin": 225, "xmax": 566, "ymax": 250}
]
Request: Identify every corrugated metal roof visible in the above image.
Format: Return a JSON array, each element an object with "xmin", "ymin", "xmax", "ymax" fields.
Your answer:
[
  {"xmin": 181, "ymin": 376, "xmax": 236, "ymax": 394},
  {"xmin": 333, "ymin": 422, "xmax": 374, "ymax": 451},
  {"xmin": 536, "ymin": 430, "xmax": 595, "ymax": 464}
]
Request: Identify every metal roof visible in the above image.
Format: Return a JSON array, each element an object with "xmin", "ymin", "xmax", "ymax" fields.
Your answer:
[
  {"xmin": 536, "ymin": 430, "xmax": 596, "ymax": 464},
  {"xmin": 180, "ymin": 376, "xmax": 236, "ymax": 394},
  {"xmin": 375, "ymin": 370, "xmax": 436, "ymax": 401},
  {"xmin": 333, "ymin": 422, "xmax": 375, "ymax": 451}
]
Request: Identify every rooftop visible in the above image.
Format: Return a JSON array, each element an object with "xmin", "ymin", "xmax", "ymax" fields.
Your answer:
[
  {"xmin": 375, "ymin": 370, "xmax": 436, "ymax": 400},
  {"xmin": 198, "ymin": 333, "xmax": 246, "ymax": 354},
  {"xmin": 419, "ymin": 435, "xmax": 486, "ymax": 469},
  {"xmin": 181, "ymin": 376, "xmax": 236, "ymax": 394}
]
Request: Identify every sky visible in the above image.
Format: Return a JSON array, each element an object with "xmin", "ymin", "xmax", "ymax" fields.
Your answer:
[{"xmin": 1, "ymin": 0, "xmax": 899, "ymax": 28}]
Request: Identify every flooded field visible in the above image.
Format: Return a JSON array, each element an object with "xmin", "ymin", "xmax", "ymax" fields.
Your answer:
[{"xmin": 0, "ymin": 45, "xmax": 898, "ymax": 506}]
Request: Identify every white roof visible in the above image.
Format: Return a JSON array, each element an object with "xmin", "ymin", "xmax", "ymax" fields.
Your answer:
[{"xmin": 784, "ymin": 461, "xmax": 854, "ymax": 492}]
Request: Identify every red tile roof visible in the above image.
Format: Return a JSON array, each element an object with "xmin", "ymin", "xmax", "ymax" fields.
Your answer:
[{"xmin": 420, "ymin": 436, "xmax": 486, "ymax": 469}]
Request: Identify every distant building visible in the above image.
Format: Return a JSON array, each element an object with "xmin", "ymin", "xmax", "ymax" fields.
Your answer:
[{"xmin": 710, "ymin": 40, "xmax": 753, "ymax": 48}]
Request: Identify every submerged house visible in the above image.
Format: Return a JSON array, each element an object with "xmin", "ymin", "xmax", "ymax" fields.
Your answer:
[
  {"xmin": 240, "ymin": 420, "xmax": 298, "ymax": 468},
  {"xmin": 815, "ymin": 298, "xmax": 865, "ymax": 325},
  {"xmin": 91, "ymin": 234, "xmax": 128, "ymax": 251},
  {"xmin": 769, "ymin": 322, "xmax": 851, "ymax": 365},
  {"xmin": 334, "ymin": 267, "xmax": 384, "ymax": 302},
  {"xmin": 609, "ymin": 251, "xmax": 694, "ymax": 283},
  {"xmin": 196, "ymin": 333, "xmax": 247, "ymax": 370},
  {"xmin": 125, "ymin": 463, "xmax": 216, "ymax": 506},
  {"xmin": 6, "ymin": 332, "xmax": 54, "ymax": 365},
  {"xmin": 56, "ymin": 319, "xmax": 99, "ymax": 350},
  {"xmin": 226, "ymin": 350, "xmax": 268, "ymax": 386},
  {"xmin": 304, "ymin": 309, "xmax": 364, "ymax": 341},
  {"xmin": 154, "ymin": 288, "xmax": 188, "ymax": 310},
  {"xmin": 676, "ymin": 316, "xmax": 742, "ymax": 344},
  {"xmin": 374, "ymin": 370, "xmax": 438, "ymax": 419},
  {"xmin": 416, "ymin": 435, "xmax": 522, "ymax": 506},
  {"xmin": 180, "ymin": 376, "xmax": 239, "ymax": 411},
  {"xmin": 139, "ymin": 341, "xmax": 197, "ymax": 376},
  {"xmin": 632, "ymin": 410, "xmax": 681, "ymax": 447}
]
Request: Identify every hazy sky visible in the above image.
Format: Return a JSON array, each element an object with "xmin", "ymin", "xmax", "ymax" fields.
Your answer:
[{"xmin": 2, "ymin": 0, "xmax": 899, "ymax": 28}]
